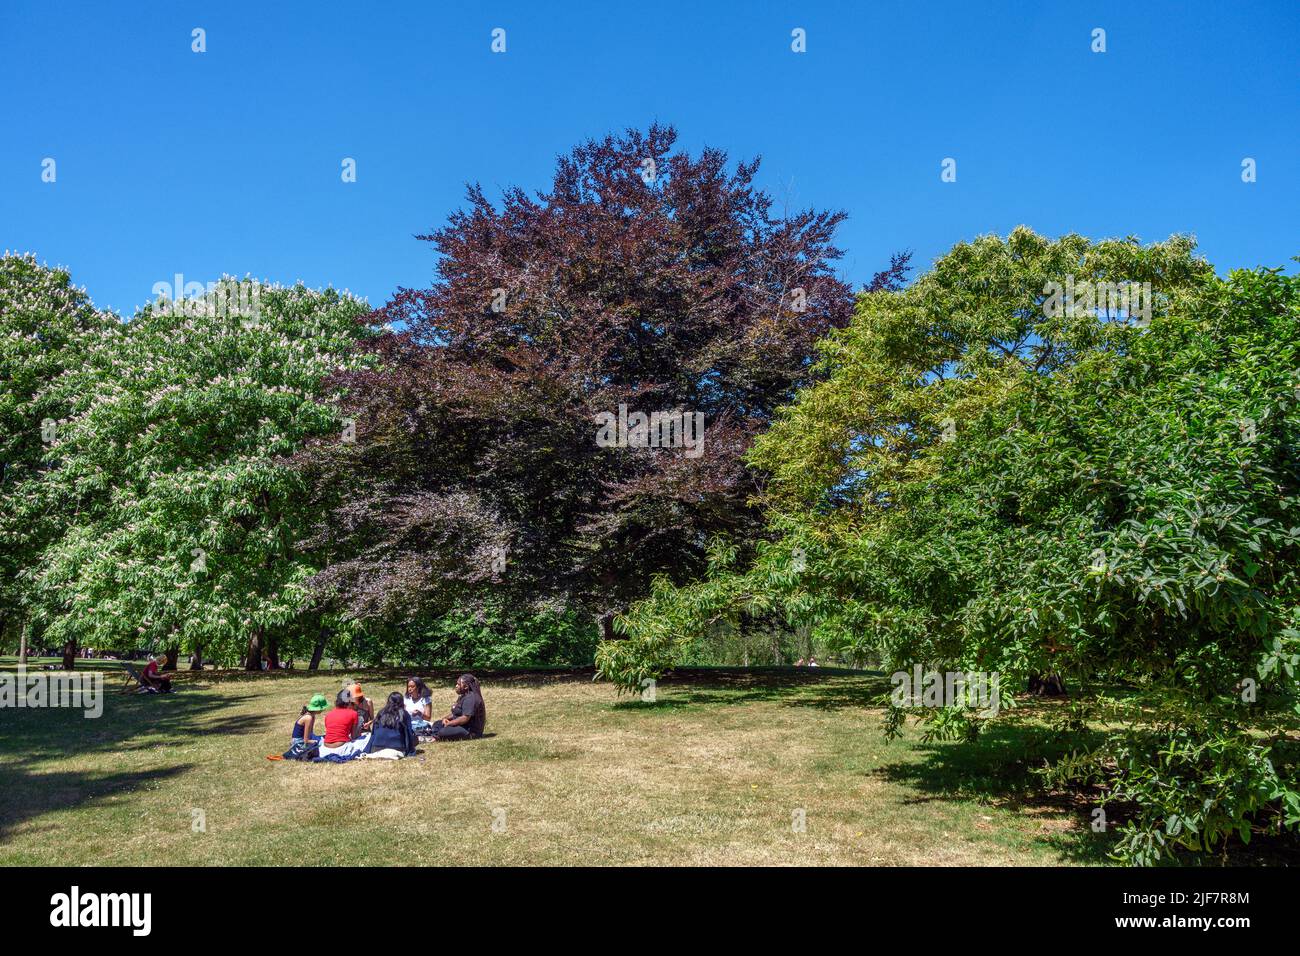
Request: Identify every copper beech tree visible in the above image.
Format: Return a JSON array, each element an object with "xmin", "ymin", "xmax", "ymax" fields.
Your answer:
[{"xmin": 304, "ymin": 125, "xmax": 908, "ymax": 645}]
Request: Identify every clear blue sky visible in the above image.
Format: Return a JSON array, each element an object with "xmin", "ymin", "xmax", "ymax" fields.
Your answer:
[{"xmin": 1, "ymin": 0, "xmax": 1296, "ymax": 316}]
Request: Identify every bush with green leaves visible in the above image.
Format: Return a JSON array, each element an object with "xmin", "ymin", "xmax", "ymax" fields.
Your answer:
[
  {"xmin": 600, "ymin": 229, "xmax": 1300, "ymax": 862},
  {"xmin": 1042, "ymin": 698, "xmax": 1300, "ymax": 864}
]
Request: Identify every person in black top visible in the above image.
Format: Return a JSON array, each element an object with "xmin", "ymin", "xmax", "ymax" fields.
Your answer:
[
  {"xmin": 430, "ymin": 674, "xmax": 486, "ymax": 741},
  {"xmin": 364, "ymin": 692, "xmax": 418, "ymax": 756}
]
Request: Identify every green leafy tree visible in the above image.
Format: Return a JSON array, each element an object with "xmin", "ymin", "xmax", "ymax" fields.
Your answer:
[
  {"xmin": 602, "ymin": 229, "xmax": 1300, "ymax": 862},
  {"xmin": 24, "ymin": 278, "xmax": 371, "ymax": 669},
  {"xmin": 0, "ymin": 254, "xmax": 119, "ymax": 662}
]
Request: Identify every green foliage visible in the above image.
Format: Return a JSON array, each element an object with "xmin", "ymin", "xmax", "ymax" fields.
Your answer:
[
  {"xmin": 0, "ymin": 255, "xmax": 119, "ymax": 637},
  {"xmin": 339, "ymin": 603, "xmax": 600, "ymax": 669},
  {"xmin": 600, "ymin": 229, "xmax": 1300, "ymax": 862},
  {"xmin": 1042, "ymin": 700, "xmax": 1300, "ymax": 865},
  {"xmin": 17, "ymin": 277, "xmax": 371, "ymax": 663},
  {"xmin": 419, "ymin": 605, "xmax": 600, "ymax": 668}
]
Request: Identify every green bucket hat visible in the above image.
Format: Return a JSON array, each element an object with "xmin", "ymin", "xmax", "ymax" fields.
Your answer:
[{"xmin": 307, "ymin": 693, "xmax": 329, "ymax": 712}]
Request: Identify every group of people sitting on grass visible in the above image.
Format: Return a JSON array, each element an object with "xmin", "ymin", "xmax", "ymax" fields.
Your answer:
[{"xmin": 286, "ymin": 674, "xmax": 487, "ymax": 761}]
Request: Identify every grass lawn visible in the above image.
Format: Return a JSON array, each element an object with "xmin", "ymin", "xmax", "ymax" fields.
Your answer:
[{"xmin": 0, "ymin": 664, "xmax": 1115, "ymax": 866}]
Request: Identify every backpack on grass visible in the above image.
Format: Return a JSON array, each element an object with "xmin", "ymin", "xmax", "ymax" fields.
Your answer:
[{"xmin": 281, "ymin": 740, "xmax": 319, "ymax": 761}]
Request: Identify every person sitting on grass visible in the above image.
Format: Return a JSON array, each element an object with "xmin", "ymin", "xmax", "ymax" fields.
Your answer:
[
  {"xmin": 404, "ymin": 677, "xmax": 434, "ymax": 733},
  {"xmin": 348, "ymin": 683, "xmax": 374, "ymax": 732},
  {"xmin": 293, "ymin": 694, "xmax": 329, "ymax": 747},
  {"xmin": 319, "ymin": 689, "xmax": 366, "ymax": 756},
  {"xmin": 429, "ymin": 674, "xmax": 487, "ymax": 741},
  {"xmin": 364, "ymin": 692, "xmax": 418, "ymax": 757}
]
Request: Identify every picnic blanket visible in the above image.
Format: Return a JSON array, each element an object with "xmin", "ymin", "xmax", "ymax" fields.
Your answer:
[
  {"xmin": 310, "ymin": 733, "xmax": 372, "ymax": 763},
  {"xmin": 360, "ymin": 747, "xmax": 406, "ymax": 760},
  {"xmin": 313, "ymin": 750, "xmax": 364, "ymax": 763}
]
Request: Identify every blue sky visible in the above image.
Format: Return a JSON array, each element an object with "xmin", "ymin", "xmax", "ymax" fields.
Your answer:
[{"xmin": 1, "ymin": 0, "xmax": 1296, "ymax": 316}]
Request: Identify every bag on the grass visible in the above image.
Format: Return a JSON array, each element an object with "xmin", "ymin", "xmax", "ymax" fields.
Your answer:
[{"xmin": 281, "ymin": 740, "xmax": 319, "ymax": 761}]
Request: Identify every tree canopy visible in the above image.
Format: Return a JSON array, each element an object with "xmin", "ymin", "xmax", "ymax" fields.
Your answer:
[
  {"xmin": 13, "ymin": 275, "xmax": 371, "ymax": 668},
  {"xmin": 0, "ymin": 254, "xmax": 120, "ymax": 650},
  {"xmin": 305, "ymin": 124, "xmax": 908, "ymax": 640},
  {"xmin": 598, "ymin": 229, "xmax": 1300, "ymax": 862}
]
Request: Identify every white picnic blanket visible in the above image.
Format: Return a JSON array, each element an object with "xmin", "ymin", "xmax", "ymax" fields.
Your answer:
[
  {"xmin": 360, "ymin": 747, "xmax": 406, "ymax": 760},
  {"xmin": 317, "ymin": 733, "xmax": 371, "ymax": 758}
]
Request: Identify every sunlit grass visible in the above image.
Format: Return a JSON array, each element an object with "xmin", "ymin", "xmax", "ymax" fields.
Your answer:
[{"xmin": 0, "ymin": 665, "xmax": 1112, "ymax": 865}]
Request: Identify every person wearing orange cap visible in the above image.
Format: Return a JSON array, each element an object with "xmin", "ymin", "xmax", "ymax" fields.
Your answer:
[{"xmin": 348, "ymin": 682, "xmax": 374, "ymax": 733}]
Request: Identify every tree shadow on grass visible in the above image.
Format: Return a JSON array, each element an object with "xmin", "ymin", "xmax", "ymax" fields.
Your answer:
[
  {"xmin": 0, "ymin": 686, "xmax": 265, "ymax": 765},
  {"xmin": 193, "ymin": 666, "xmax": 610, "ymax": 689},
  {"xmin": 870, "ymin": 720, "xmax": 1119, "ymax": 864},
  {"xmin": 0, "ymin": 686, "xmax": 273, "ymax": 851},
  {"xmin": 0, "ymin": 657, "xmax": 132, "ymax": 676},
  {"xmin": 176, "ymin": 665, "xmax": 885, "ymax": 703},
  {"xmin": 652, "ymin": 670, "xmax": 892, "ymax": 711},
  {"xmin": 663, "ymin": 666, "xmax": 880, "ymax": 686},
  {"xmin": 610, "ymin": 698, "xmax": 694, "ymax": 711},
  {"xmin": 0, "ymin": 762, "xmax": 192, "ymax": 844}
]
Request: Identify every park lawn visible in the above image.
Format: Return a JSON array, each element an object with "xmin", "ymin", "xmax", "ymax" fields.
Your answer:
[
  {"xmin": 1, "ymin": 656, "xmax": 132, "ymax": 674},
  {"xmin": 0, "ymin": 666, "xmax": 1112, "ymax": 866}
]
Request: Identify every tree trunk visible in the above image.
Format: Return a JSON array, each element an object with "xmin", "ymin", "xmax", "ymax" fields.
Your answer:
[
  {"xmin": 243, "ymin": 628, "xmax": 263, "ymax": 671},
  {"xmin": 266, "ymin": 635, "xmax": 280, "ymax": 670},
  {"xmin": 189, "ymin": 644, "xmax": 204, "ymax": 670},
  {"xmin": 309, "ymin": 630, "xmax": 326, "ymax": 671},
  {"xmin": 62, "ymin": 638, "xmax": 77, "ymax": 671},
  {"xmin": 598, "ymin": 610, "xmax": 617, "ymax": 642},
  {"xmin": 1028, "ymin": 673, "xmax": 1067, "ymax": 696},
  {"xmin": 18, "ymin": 620, "xmax": 30, "ymax": 667},
  {"xmin": 163, "ymin": 646, "xmax": 179, "ymax": 671}
]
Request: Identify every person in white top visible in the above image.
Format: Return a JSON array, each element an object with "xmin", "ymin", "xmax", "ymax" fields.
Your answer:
[{"xmin": 404, "ymin": 676, "xmax": 434, "ymax": 732}]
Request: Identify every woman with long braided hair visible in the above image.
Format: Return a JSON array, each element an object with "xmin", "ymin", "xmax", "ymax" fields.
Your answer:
[{"xmin": 430, "ymin": 674, "xmax": 487, "ymax": 740}]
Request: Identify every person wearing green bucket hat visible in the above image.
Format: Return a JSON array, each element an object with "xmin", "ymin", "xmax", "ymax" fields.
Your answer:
[{"xmin": 291, "ymin": 694, "xmax": 330, "ymax": 747}]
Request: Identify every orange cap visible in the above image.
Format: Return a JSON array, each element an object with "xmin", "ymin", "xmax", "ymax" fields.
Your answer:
[{"xmin": 351, "ymin": 683, "xmax": 364, "ymax": 700}]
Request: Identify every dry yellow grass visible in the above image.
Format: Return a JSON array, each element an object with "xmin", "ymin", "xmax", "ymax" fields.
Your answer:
[{"xmin": 0, "ymin": 667, "xmax": 1107, "ymax": 865}]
